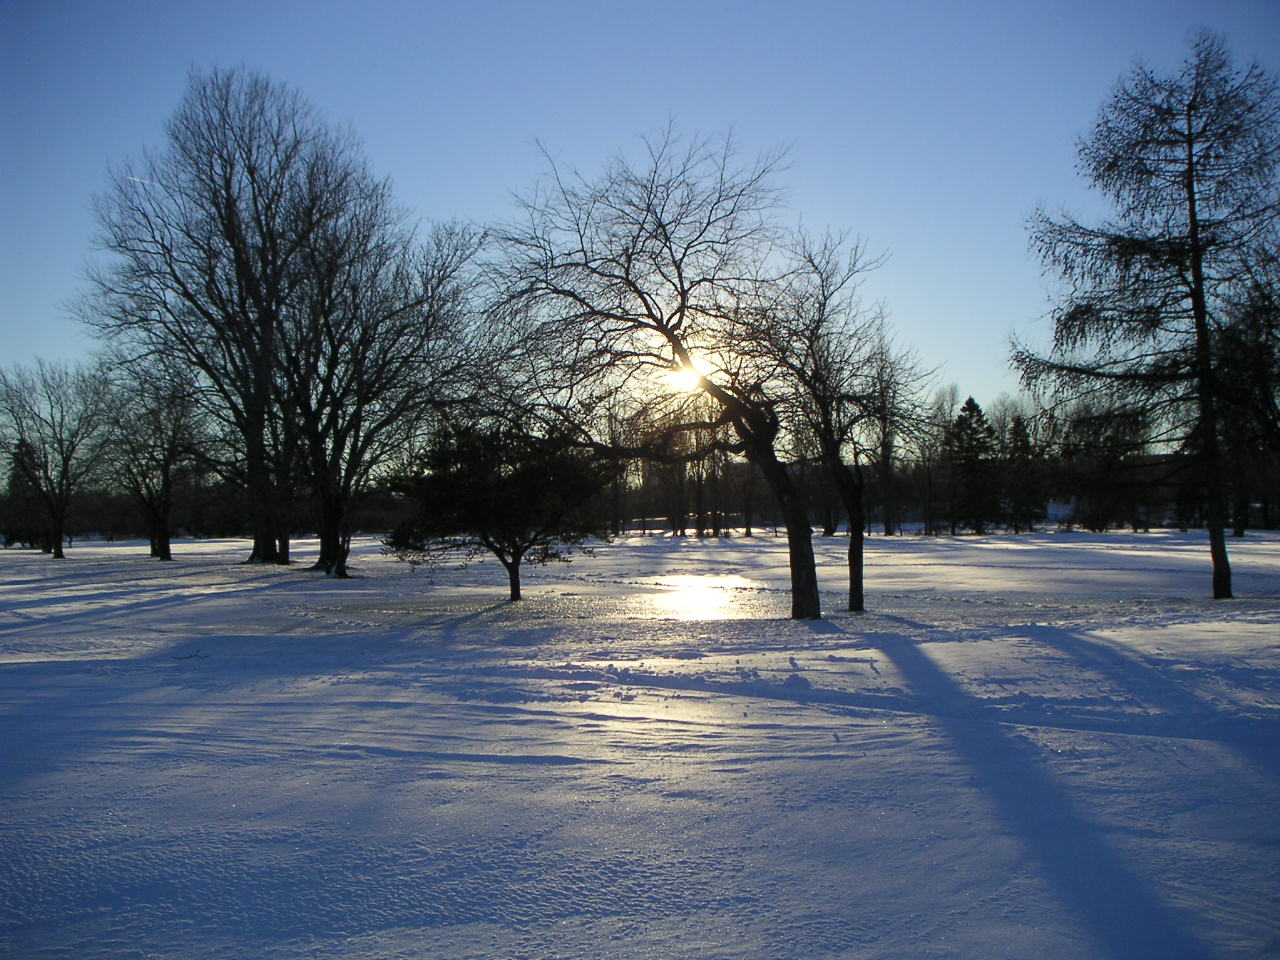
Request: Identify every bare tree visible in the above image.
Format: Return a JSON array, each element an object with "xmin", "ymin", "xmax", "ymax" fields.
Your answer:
[
  {"xmin": 88, "ymin": 67, "xmax": 389, "ymax": 565},
  {"xmin": 732, "ymin": 231, "xmax": 927, "ymax": 610},
  {"xmin": 1014, "ymin": 32, "xmax": 1280, "ymax": 598},
  {"xmin": 285, "ymin": 217, "xmax": 484, "ymax": 577},
  {"xmin": 496, "ymin": 129, "xmax": 827, "ymax": 618},
  {"xmin": 0, "ymin": 361, "xmax": 114, "ymax": 558},
  {"xmin": 104, "ymin": 357, "xmax": 204, "ymax": 560}
]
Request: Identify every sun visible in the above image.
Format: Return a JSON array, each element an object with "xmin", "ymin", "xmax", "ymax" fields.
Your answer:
[{"xmin": 663, "ymin": 356, "xmax": 710, "ymax": 393}]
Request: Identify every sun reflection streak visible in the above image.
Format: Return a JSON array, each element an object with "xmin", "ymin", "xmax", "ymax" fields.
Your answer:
[{"xmin": 651, "ymin": 575, "xmax": 759, "ymax": 620}]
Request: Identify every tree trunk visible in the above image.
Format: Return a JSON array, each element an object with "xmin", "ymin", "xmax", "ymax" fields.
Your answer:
[
  {"xmin": 751, "ymin": 452, "xmax": 821, "ymax": 619},
  {"xmin": 243, "ymin": 402, "xmax": 293, "ymax": 566},
  {"xmin": 50, "ymin": 516, "xmax": 66, "ymax": 559},
  {"xmin": 1191, "ymin": 334, "xmax": 1232, "ymax": 598},
  {"xmin": 312, "ymin": 491, "xmax": 351, "ymax": 577},
  {"xmin": 824, "ymin": 453, "xmax": 866, "ymax": 612},
  {"xmin": 502, "ymin": 556, "xmax": 522, "ymax": 601},
  {"xmin": 610, "ymin": 475, "xmax": 623, "ymax": 537},
  {"xmin": 821, "ymin": 500, "xmax": 836, "ymax": 538},
  {"xmin": 246, "ymin": 476, "xmax": 280, "ymax": 563},
  {"xmin": 848, "ymin": 522, "xmax": 864, "ymax": 613},
  {"xmin": 709, "ymin": 458, "xmax": 722, "ymax": 537},
  {"xmin": 1184, "ymin": 138, "xmax": 1233, "ymax": 599},
  {"xmin": 150, "ymin": 514, "xmax": 173, "ymax": 560},
  {"xmin": 332, "ymin": 530, "xmax": 352, "ymax": 579},
  {"xmin": 694, "ymin": 472, "xmax": 706, "ymax": 537}
]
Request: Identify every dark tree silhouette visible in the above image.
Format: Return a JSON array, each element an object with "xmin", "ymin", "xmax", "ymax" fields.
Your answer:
[
  {"xmin": 89, "ymin": 67, "xmax": 452, "ymax": 570},
  {"xmin": 388, "ymin": 425, "xmax": 615, "ymax": 601},
  {"xmin": 2, "ymin": 441, "xmax": 50, "ymax": 549},
  {"xmin": 1052, "ymin": 401, "xmax": 1152, "ymax": 532},
  {"xmin": 0, "ymin": 362, "xmax": 113, "ymax": 558},
  {"xmin": 285, "ymin": 220, "xmax": 483, "ymax": 578},
  {"xmin": 1014, "ymin": 32, "xmax": 1280, "ymax": 597},
  {"xmin": 1215, "ymin": 268, "xmax": 1280, "ymax": 534},
  {"xmin": 730, "ymin": 230, "xmax": 925, "ymax": 611},
  {"xmin": 1002, "ymin": 414, "xmax": 1047, "ymax": 533},
  {"xmin": 496, "ymin": 128, "xmax": 826, "ymax": 618},
  {"xmin": 947, "ymin": 397, "xmax": 998, "ymax": 534},
  {"xmin": 105, "ymin": 360, "xmax": 203, "ymax": 560}
]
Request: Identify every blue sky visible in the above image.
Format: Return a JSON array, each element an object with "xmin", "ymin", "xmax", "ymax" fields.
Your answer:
[{"xmin": 3, "ymin": 0, "xmax": 1278, "ymax": 404}]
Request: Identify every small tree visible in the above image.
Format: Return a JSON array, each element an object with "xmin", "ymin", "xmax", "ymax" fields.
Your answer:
[
  {"xmin": 0, "ymin": 361, "xmax": 114, "ymax": 558},
  {"xmin": 1002, "ymin": 414, "xmax": 1047, "ymax": 533},
  {"xmin": 105, "ymin": 359, "xmax": 204, "ymax": 560},
  {"xmin": 947, "ymin": 397, "xmax": 998, "ymax": 534},
  {"xmin": 387, "ymin": 425, "xmax": 615, "ymax": 601}
]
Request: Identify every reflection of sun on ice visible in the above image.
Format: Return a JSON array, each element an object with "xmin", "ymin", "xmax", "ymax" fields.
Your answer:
[{"xmin": 652, "ymin": 575, "xmax": 758, "ymax": 620}]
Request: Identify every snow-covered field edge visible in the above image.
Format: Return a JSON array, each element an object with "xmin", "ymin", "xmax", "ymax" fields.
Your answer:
[{"xmin": 1, "ymin": 531, "xmax": 1277, "ymax": 959}]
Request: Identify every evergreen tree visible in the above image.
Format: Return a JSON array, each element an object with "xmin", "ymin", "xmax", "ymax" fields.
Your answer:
[
  {"xmin": 1003, "ymin": 414, "xmax": 1046, "ymax": 533},
  {"xmin": 947, "ymin": 397, "xmax": 998, "ymax": 534},
  {"xmin": 1014, "ymin": 32, "xmax": 1280, "ymax": 597},
  {"xmin": 1055, "ymin": 403, "xmax": 1152, "ymax": 532},
  {"xmin": 387, "ymin": 425, "xmax": 615, "ymax": 601},
  {"xmin": 2, "ymin": 441, "xmax": 49, "ymax": 549}
]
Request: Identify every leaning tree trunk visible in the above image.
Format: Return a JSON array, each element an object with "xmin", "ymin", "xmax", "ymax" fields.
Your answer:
[
  {"xmin": 848, "ymin": 521, "xmax": 864, "ymax": 613},
  {"xmin": 750, "ymin": 451, "xmax": 821, "ymax": 619}
]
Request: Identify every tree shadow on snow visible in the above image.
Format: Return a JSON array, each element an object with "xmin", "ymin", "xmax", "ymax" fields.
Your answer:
[
  {"xmin": 875, "ymin": 617, "xmax": 1217, "ymax": 960},
  {"xmin": 1029, "ymin": 623, "xmax": 1280, "ymax": 784}
]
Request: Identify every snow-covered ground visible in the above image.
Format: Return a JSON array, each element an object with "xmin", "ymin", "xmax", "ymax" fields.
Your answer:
[{"xmin": 1, "ymin": 531, "xmax": 1277, "ymax": 959}]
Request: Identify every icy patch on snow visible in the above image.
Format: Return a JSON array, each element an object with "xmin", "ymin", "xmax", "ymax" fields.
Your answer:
[{"xmin": 648, "ymin": 573, "xmax": 764, "ymax": 620}]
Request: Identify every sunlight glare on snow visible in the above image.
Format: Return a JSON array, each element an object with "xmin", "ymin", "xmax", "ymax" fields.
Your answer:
[{"xmin": 650, "ymin": 574, "xmax": 759, "ymax": 619}]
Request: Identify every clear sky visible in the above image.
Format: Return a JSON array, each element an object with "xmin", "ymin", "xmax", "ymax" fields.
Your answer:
[{"xmin": 3, "ymin": 0, "xmax": 1278, "ymax": 405}]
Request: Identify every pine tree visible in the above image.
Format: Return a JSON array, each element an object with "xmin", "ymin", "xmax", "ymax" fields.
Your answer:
[
  {"xmin": 1003, "ymin": 415, "xmax": 1046, "ymax": 533},
  {"xmin": 387, "ymin": 425, "xmax": 616, "ymax": 601},
  {"xmin": 947, "ymin": 397, "xmax": 998, "ymax": 534},
  {"xmin": 1014, "ymin": 32, "xmax": 1280, "ymax": 596}
]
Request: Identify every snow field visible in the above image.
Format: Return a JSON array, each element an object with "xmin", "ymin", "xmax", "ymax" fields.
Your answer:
[{"xmin": 1, "ymin": 531, "xmax": 1278, "ymax": 959}]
